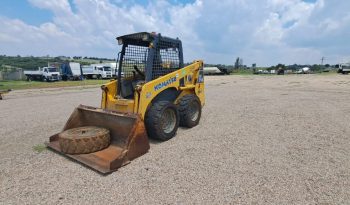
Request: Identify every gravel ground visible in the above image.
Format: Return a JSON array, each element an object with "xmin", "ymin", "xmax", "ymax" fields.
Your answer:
[{"xmin": 1, "ymin": 75, "xmax": 350, "ymax": 204}]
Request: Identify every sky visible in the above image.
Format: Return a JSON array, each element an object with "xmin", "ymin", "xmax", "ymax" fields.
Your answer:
[{"xmin": 0, "ymin": 0, "xmax": 349, "ymax": 66}]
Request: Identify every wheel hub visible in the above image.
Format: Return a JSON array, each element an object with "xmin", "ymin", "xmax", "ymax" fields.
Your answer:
[
  {"xmin": 189, "ymin": 101, "xmax": 199, "ymax": 121},
  {"xmin": 162, "ymin": 109, "xmax": 176, "ymax": 134}
]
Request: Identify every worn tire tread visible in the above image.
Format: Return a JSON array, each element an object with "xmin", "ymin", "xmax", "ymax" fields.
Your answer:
[
  {"xmin": 58, "ymin": 126, "xmax": 110, "ymax": 154},
  {"xmin": 145, "ymin": 101, "xmax": 179, "ymax": 141},
  {"xmin": 178, "ymin": 94, "xmax": 202, "ymax": 128}
]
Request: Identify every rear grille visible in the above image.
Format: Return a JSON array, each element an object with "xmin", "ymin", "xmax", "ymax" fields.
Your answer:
[{"xmin": 152, "ymin": 39, "xmax": 180, "ymax": 80}]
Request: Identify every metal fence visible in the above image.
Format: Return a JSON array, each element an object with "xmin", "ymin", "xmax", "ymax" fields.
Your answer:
[{"xmin": 0, "ymin": 69, "xmax": 26, "ymax": 80}]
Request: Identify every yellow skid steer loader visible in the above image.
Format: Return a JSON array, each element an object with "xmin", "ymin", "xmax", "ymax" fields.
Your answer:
[{"xmin": 47, "ymin": 32, "xmax": 205, "ymax": 174}]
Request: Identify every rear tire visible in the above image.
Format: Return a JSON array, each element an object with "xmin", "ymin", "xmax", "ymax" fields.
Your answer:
[
  {"xmin": 178, "ymin": 94, "xmax": 202, "ymax": 128},
  {"xmin": 145, "ymin": 101, "xmax": 179, "ymax": 141}
]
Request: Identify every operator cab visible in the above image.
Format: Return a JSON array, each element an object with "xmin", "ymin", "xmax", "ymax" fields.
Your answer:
[{"xmin": 116, "ymin": 32, "xmax": 184, "ymax": 99}]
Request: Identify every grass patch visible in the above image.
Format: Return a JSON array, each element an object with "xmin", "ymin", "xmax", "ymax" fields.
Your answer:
[
  {"xmin": 33, "ymin": 144, "xmax": 47, "ymax": 153},
  {"xmin": 231, "ymin": 69, "xmax": 253, "ymax": 75},
  {"xmin": 0, "ymin": 79, "xmax": 110, "ymax": 90}
]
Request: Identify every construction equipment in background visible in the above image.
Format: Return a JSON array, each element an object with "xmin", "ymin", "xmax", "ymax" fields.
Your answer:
[
  {"xmin": 0, "ymin": 89, "xmax": 11, "ymax": 100},
  {"xmin": 277, "ymin": 67, "xmax": 285, "ymax": 75},
  {"xmin": 47, "ymin": 32, "xmax": 205, "ymax": 174},
  {"xmin": 217, "ymin": 66, "xmax": 234, "ymax": 75}
]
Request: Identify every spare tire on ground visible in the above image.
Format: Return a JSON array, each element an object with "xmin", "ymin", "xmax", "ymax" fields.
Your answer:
[{"xmin": 58, "ymin": 126, "xmax": 110, "ymax": 154}]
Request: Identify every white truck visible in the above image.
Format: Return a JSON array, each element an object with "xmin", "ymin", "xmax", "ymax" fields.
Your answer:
[
  {"xmin": 24, "ymin": 67, "xmax": 61, "ymax": 82},
  {"xmin": 81, "ymin": 64, "xmax": 113, "ymax": 79},
  {"xmin": 338, "ymin": 63, "xmax": 350, "ymax": 74},
  {"xmin": 107, "ymin": 62, "xmax": 123, "ymax": 78},
  {"xmin": 109, "ymin": 62, "xmax": 117, "ymax": 77}
]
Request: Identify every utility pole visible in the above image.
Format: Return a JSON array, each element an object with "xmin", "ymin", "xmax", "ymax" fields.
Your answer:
[{"xmin": 321, "ymin": 57, "xmax": 325, "ymax": 65}]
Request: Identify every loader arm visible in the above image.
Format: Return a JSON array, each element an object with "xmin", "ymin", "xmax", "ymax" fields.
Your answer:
[
  {"xmin": 101, "ymin": 60, "xmax": 205, "ymax": 119},
  {"xmin": 138, "ymin": 60, "xmax": 205, "ymax": 119}
]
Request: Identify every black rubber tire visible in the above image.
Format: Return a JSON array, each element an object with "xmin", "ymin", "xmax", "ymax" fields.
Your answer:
[
  {"xmin": 58, "ymin": 126, "xmax": 110, "ymax": 154},
  {"xmin": 145, "ymin": 101, "xmax": 179, "ymax": 141},
  {"xmin": 178, "ymin": 94, "xmax": 202, "ymax": 128}
]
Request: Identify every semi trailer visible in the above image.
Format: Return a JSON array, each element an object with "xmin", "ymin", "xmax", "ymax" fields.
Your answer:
[{"xmin": 60, "ymin": 62, "xmax": 83, "ymax": 80}]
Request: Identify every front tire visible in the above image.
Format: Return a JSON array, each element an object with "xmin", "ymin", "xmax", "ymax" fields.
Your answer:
[
  {"xmin": 145, "ymin": 101, "xmax": 179, "ymax": 141},
  {"xmin": 178, "ymin": 94, "xmax": 202, "ymax": 128}
]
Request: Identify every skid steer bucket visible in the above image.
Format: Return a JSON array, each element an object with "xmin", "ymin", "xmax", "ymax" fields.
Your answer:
[{"xmin": 47, "ymin": 105, "xmax": 150, "ymax": 174}]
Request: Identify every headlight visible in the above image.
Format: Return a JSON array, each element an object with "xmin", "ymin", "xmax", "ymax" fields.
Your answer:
[{"xmin": 142, "ymin": 33, "xmax": 148, "ymax": 41}]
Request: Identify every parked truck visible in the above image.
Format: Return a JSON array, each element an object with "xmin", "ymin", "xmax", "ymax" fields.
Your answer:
[
  {"xmin": 81, "ymin": 64, "xmax": 113, "ymax": 79},
  {"xmin": 108, "ymin": 62, "xmax": 123, "ymax": 78},
  {"xmin": 24, "ymin": 67, "xmax": 61, "ymax": 82},
  {"xmin": 338, "ymin": 63, "xmax": 350, "ymax": 74},
  {"xmin": 60, "ymin": 62, "xmax": 83, "ymax": 80},
  {"xmin": 109, "ymin": 62, "xmax": 117, "ymax": 77}
]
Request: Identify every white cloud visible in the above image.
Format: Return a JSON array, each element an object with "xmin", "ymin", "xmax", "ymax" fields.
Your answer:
[{"xmin": 0, "ymin": 0, "xmax": 349, "ymax": 66}]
